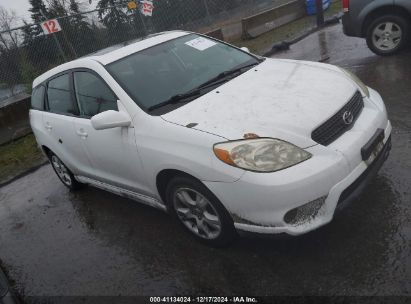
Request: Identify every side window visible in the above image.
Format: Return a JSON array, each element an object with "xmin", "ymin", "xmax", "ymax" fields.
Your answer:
[
  {"xmin": 73, "ymin": 71, "xmax": 118, "ymax": 117},
  {"xmin": 31, "ymin": 85, "xmax": 45, "ymax": 110},
  {"xmin": 47, "ymin": 73, "xmax": 77, "ymax": 115}
]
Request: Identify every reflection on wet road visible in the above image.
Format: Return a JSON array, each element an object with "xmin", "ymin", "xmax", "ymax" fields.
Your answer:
[{"xmin": 0, "ymin": 24, "xmax": 410, "ymax": 297}]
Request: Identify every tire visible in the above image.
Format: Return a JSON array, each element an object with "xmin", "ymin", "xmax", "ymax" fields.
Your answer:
[
  {"xmin": 366, "ymin": 14, "xmax": 410, "ymax": 56},
  {"xmin": 48, "ymin": 152, "xmax": 83, "ymax": 191},
  {"xmin": 166, "ymin": 176, "xmax": 237, "ymax": 247}
]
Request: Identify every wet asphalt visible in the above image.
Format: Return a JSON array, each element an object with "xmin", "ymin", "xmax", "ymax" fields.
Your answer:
[{"xmin": 0, "ymin": 24, "xmax": 410, "ymax": 298}]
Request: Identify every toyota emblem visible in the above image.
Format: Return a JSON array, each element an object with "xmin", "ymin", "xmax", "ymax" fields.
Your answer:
[{"xmin": 342, "ymin": 111, "xmax": 354, "ymax": 125}]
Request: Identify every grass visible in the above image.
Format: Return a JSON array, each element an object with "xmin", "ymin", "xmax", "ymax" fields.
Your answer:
[
  {"xmin": 0, "ymin": 134, "xmax": 46, "ymax": 185},
  {"xmin": 231, "ymin": 0, "xmax": 343, "ymax": 54}
]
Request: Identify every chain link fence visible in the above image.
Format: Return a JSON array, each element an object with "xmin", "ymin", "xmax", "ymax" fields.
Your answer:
[{"xmin": 0, "ymin": 0, "xmax": 279, "ymax": 103}]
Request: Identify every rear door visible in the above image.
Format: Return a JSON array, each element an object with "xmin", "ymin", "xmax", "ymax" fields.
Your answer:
[
  {"xmin": 42, "ymin": 72, "xmax": 92, "ymax": 176},
  {"xmin": 72, "ymin": 70, "xmax": 147, "ymax": 193},
  {"xmin": 29, "ymin": 85, "xmax": 46, "ymax": 143}
]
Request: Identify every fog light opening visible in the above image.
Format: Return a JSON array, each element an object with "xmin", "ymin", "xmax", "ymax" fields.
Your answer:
[{"xmin": 284, "ymin": 196, "xmax": 327, "ymax": 225}]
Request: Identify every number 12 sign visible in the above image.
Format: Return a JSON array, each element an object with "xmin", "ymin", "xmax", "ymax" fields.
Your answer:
[{"xmin": 41, "ymin": 19, "xmax": 62, "ymax": 35}]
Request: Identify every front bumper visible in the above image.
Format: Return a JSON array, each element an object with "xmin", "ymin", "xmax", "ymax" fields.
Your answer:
[
  {"xmin": 204, "ymin": 102, "xmax": 392, "ymax": 235},
  {"xmin": 336, "ymin": 135, "xmax": 391, "ymax": 212}
]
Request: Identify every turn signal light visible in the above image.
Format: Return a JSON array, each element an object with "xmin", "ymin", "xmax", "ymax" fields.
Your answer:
[{"xmin": 214, "ymin": 148, "xmax": 235, "ymax": 166}]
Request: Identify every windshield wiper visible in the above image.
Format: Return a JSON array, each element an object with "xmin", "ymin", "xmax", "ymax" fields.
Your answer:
[
  {"xmin": 197, "ymin": 61, "xmax": 261, "ymax": 90},
  {"xmin": 147, "ymin": 60, "xmax": 263, "ymax": 112},
  {"xmin": 147, "ymin": 88, "xmax": 202, "ymax": 112}
]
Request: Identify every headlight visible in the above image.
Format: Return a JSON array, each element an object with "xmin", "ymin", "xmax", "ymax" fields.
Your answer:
[
  {"xmin": 339, "ymin": 67, "xmax": 370, "ymax": 98},
  {"xmin": 213, "ymin": 138, "xmax": 312, "ymax": 172}
]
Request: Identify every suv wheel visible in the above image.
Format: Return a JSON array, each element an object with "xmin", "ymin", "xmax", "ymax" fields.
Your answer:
[
  {"xmin": 166, "ymin": 176, "xmax": 236, "ymax": 247},
  {"xmin": 49, "ymin": 153, "xmax": 83, "ymax": 190},
  {"xmin": 366, "ymin": 15, "xmax": 410, "ymax": 56}
]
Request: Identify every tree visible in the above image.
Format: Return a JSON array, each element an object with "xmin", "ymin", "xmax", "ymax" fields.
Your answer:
[
  {"xmin": 60, "ymin": 0, "xmax": 98, "ymax": 56},
  {"xmin": 29, "ymin": 0, "xmax": 49, "ymax": 22},
  {"xmin": 0, "ymin": 6, "xmax": 19, "ymax": 50},
  {"xmin": 20, "ymin": 51, "xmax": 38, "ymax": 92},
  {"xmin": 151, "ymin": 0, "xmax": 183, "ymax": 31},
  {"xmin": 25, "ymin": 0, "xmax": 49, "ymax": 40},
  {"xmin": 0, "ymin": 6, "xmax": 22, "ymax": 94},
  {"xmin": 22, "ymin": 0, "xmax": 62, "ymax": 76},
  {"xmin": 97, "ymin": 0, "xmax": 134, "ymax": 44}
]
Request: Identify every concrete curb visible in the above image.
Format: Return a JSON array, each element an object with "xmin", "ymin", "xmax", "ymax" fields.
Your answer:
[
  {"xmin": 0, "ymin": 160, "xmax": 49, "ymax": 189},
  {"xmin": 263, "ymin": 13, "xmax": 342, "ymax": 57}
]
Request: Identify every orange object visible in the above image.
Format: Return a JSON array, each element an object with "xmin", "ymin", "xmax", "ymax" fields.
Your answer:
[
  {"xmin": 127, "ymin": 1, "xmax": 137, "ymax": 10},
  {"xmin": 214, "ymin": 148, "xmax": 235, "ymax": 165},
  {"xmin": 244, "ymin": 133, "xmax": 259, "ymax": 139}
]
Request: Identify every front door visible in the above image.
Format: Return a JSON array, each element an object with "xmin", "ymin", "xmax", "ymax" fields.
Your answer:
[{"xmin": 72, "ymin": 70, "xmax": 148, "ymax": 193}]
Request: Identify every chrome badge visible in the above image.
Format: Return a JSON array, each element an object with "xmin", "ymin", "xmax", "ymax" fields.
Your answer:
[{"xmin": 342, "ymin": 111, "xmax": 354, "ymax": 125}]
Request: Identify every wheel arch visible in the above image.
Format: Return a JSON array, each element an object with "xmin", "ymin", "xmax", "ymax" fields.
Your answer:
[
  {"xmin": 41, "ymin": 145, "xmax": 52, "ymax": 158},
  {"xmin": 156, "ymin": 169, "xmax": 206, "ymax": 205},
  {"xmin": 362, "ymin": 5, "xmax": 411, "ymax": 36}
]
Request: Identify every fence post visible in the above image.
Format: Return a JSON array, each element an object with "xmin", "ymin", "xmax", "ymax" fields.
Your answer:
[
  {"xmin": 60, "ymin": 24, "xmax": 78, "ymax": 59},
  {"xmin": 135, "ymin": 8, "xmax": 148, "ymax": 36},
  {"xmin": 315, "ymin": 0, "xmax": 324, "ymax": 27},
  {"xmin": 203, "ymin": 0, "xmax": 211, "ymax": 24}
]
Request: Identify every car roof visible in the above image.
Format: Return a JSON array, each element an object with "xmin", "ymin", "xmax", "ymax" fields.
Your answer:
[{"xmin": 33, "ymin": 30, "xmax": 190, "ymax": 88}]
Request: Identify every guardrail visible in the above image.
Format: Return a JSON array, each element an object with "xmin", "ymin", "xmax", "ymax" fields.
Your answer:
[
  {"xmin": 204, "ymin": 28, "xmax": 224, "ymax": 41},
  {"xmin": 0, "ymin": 94, "xmax": 31, "ymax": 146},
  {"xmin": 242, "ymin": 0, "xmax": 306, "ymax": 39},
  {"xmin": 202, "ymin": 0, "xmax": 308, "ymax": 42}
]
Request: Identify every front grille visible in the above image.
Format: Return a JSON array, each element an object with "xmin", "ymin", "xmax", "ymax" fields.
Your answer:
[{"xmin": 312, "ymin": 91, "xmax": 364, "ymax": 146}]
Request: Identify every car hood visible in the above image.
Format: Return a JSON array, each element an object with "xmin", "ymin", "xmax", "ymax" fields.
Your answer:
[{"xmin": 161, "ymin": 58, "xmax": 359, "ymax": 148}]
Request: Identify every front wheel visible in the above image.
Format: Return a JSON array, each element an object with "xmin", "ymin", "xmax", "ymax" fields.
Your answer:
[
  {"xmin": 366, "ymin": 15, "xmax": 410, "ymax": 56},
  {"xmin": 166, "ymin": 176, "xmax": 237, "ymax": 247}
]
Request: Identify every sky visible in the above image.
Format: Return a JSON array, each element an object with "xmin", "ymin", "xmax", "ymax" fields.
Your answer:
[
  {"xmin": 0, "ymin": 0, "xmax": 95, "ymax": 26},
  {"xmin": 0, "ymin": 0, "xmax": 32, "ymax": 21}
]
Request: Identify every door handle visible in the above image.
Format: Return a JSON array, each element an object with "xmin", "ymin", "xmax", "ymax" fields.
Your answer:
[
  {"xmin": 76, "ymin": 129, "xmax": 88, "ymax": 138},
  {"xmin": 45, "ymin": 123, "xmax": 52, "ymax": 131}
]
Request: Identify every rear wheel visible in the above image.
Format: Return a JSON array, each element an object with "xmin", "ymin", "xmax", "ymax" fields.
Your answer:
[
  {"xmin": 366, "ymin": 15, "xmax": 410, "ymax": 56},
  {"xmin": 166, "ymin": 176, "xmax": 236, "ymax": 247},
  {"xmin": 49, "ymin": 153, "xmax": 83, "ymax": 190}
]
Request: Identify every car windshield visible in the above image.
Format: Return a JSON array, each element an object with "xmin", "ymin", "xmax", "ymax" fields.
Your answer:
[{"xmin": 106, "ymin": 34, "xmax": 260, "ymax": 114}]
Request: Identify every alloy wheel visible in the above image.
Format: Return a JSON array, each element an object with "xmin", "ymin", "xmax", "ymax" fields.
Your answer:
[
  {"xmin": 372, "ymin": 22, "xmax": 403, "ymax": 52},
  {"xmin": 51, "ymin": 155, "xmax": 72, "ymax": 187},
  {"xmin": 173, "ymin": 188, "xmax": 222, "ymax": 240}
]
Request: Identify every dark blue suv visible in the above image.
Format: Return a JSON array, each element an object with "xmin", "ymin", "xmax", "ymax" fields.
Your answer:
[{"xmin": 342, "ymin": 0, "xmax": 410, "ymax": 55}]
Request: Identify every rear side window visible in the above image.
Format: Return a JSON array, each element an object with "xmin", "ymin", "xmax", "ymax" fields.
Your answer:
[
  {"xmin": 47, "ymin": 74, "xmax": 78, "ymax": 115},
  {"xmin": 31, "ymin": 85, "xmax": 45, "ymax": 110},
  {"xmin": 73, "ymin": 72, "xmax": 118, "ymax": 117}
]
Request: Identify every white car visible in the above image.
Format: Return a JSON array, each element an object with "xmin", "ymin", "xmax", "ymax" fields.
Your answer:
[{"xmin": 30, "ymin": 31, "xmax": 392, "ymax": 246}]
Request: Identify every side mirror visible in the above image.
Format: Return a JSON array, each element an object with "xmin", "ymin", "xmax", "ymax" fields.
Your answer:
[
  {"xmin": 91, "ymin": 110, "xmax": 131, "ymax": 130},
  {"xmin": 240, "ymin": 47, "xmax": 250, "ymax": 53}
]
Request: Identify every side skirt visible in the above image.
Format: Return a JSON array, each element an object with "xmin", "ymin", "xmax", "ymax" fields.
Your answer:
[{"xmin": 75, "ymin": 175, "xmax": 167, "ymax": 212}]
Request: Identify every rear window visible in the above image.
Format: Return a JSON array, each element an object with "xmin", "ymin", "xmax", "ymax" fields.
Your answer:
[
  {"xmin": 47, "ymin": 74, "xmax": 78, "ymax": 115},
  {"xmin": 31, "ymin": 85, "xmax": 45, "ymax": 110}
]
